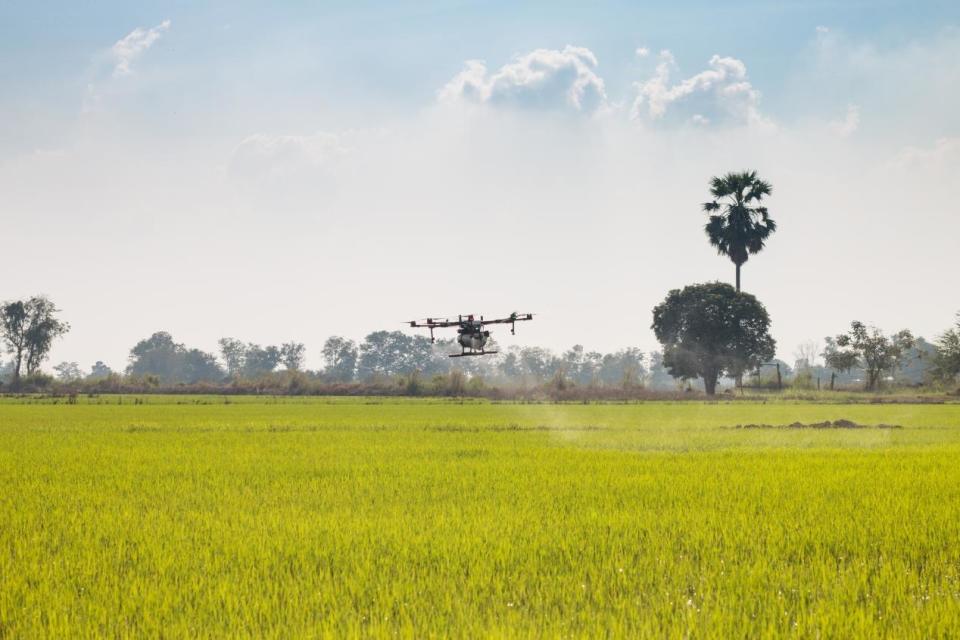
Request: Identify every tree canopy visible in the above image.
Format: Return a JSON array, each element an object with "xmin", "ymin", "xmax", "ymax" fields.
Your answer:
[
  {"xmin": 933, "ymin": 313, "xmax": 960, "ymax": 384},
  {"xmin": 702, "ymin": 171, "xmax": 776, "ymax": 292},
  {"xmin": 128, "ymin": 332, "xmax": 224, "ymax": 384},
  {"xmin": 651, "ymin": 282, "xmax": 776, "ymax": 395},
  {"xmin": 0, "ymin": 296, "xmax": 70, "ymax": 383},
  {"xmin": 826, "ymin": 322, "xmax": 914, "ymax": 391}
]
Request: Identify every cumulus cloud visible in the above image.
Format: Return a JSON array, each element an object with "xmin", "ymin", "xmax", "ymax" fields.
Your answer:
[
  {"xmin": 112, "ymin": 19, "xmax": 171, "ymax": 77},
  {"xmin": 829, "ymin": 104, "xmax": 860, "ymax": 136},
  {"xmin": 631, "ymin": 50, "xmax": 771, "ymax": 128},
  {"xmin": 635, "ymin": 47, "xmax": 650, "ymax": 58},
  {"xmin": 439, "ymin": 45, "xmax": 607, "ymax": 113}
]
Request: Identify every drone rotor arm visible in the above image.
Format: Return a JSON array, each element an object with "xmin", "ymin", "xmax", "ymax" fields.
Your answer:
[{"xmin": 477, "ymin": 313, "xmax": 534, "ymax": 326}]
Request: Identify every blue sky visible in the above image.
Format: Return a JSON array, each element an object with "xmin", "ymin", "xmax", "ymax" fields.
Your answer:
[
  {"xmin": 4, "ymin": 1, "xmax": 957, "ymax": 139},
  {"xmin": 2, "ymin": 1, "xmax": 958, "ymax": 370}
]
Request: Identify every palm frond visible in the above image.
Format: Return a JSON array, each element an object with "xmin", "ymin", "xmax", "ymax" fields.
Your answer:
[{"xmin": 701, "ymin": 170, "xmax": 777, "ymax": 263}]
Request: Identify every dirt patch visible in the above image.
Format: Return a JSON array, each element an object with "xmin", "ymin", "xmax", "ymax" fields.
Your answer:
[{"xmin": 730, "ymin": 419, "xmax": 902, "ymax": 430}]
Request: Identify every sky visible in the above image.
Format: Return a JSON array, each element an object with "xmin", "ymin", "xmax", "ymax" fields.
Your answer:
[{"xmin": 2, "ymin": 1, "xmax": 959, "ymax": 372}]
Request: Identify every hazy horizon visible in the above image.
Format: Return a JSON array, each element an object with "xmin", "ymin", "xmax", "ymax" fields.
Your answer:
[{"xmin": 3, "ymin": 2, "xmax": 958, "ymax": 373}]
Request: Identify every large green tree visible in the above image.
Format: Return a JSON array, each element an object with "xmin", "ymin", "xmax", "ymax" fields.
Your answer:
[
  {"xmin": 702, "ymin": 170, "xmax": 776, "ymax": 292},
  {"xmin": 652, "ymin": 282, "xmax": 776, "ymax": 395}
]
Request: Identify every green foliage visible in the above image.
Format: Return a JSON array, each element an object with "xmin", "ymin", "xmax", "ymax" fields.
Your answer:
[
  {"xmin": 827, "ymin": 322, "xmax": 915, "ymax": 390},
  {"xmin": 791, "ymin": 368, "xmax": 816, "ymax": 390},
  {"xmin": 322, "ymin": 336, "xmax": 359, "ymax": 381},
  {"xmin": 128, "ymin": 332, "xmax": 224, "ymax": 384},
  {"xmin": 2, "ymin": 398, "xmax": 960, "ymax": 636},
  {"xmin": 279, "ymin": 342, "xmax": 306, "ymax": 371},
  {"xmin": 0, "ymin": 295, "xmax": 70, "ymax": 381},
  {"xmin": 356, "ymin": 331, "xmax": 444, "ymax": 380},
  {"xmin": 53, "ymin": 361, "xmax": 83, "ymax": 382},
  {"xmin": 89, "ymin": 360, "xmax": 113, "ymax": 380},
  {"xmin": 652, "ymin": 282, "xmax": 776, "ymax": 394},
  {"xmin": 242, "ymin": 344, "xmax": 281, "ymax": 377},
  {"xmin": 702, "ymin": 170, "xmax": 775, "ymax": 291},
  {"xmin": 218, "ymin": 337, "xmax": 247, "ymax": 377},
  {"xmin": 933, "ymin": 313, "xmax": 960, "ymax": 384},
  {"xmin": 822, "ymin": 336, "xmax": 860, "ymax": 373}
]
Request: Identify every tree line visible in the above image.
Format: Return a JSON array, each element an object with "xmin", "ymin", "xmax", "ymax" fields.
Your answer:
[
  {"xmin": 2, "ymin": 172, "xmax": 959, "ymax": 394},
  {"xmin": 52, "ymin": 330, "xmax": 659, "ymax": 390},
  {"xmin": 0, "ymin": 299, "xmax": 957, "ymax": 395}
]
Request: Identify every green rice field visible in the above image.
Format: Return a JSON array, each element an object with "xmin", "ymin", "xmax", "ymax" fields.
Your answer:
[{"xmin": 2, "ymin": 396, "xmax": 960, "ymax": 637}]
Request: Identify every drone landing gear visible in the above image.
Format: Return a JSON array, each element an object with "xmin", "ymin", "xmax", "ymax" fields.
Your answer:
[{"xmin": 449, "ymin": 350, "xmax": 498, "ymax": 358}]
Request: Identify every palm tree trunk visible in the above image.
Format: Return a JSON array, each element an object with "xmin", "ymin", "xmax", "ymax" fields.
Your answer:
[{"xmin": 735, "ymin": 263, "xmax": 741, "ymax": 292}]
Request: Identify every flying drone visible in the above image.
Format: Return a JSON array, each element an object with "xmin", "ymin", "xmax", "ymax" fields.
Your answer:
[{"xmin": 408, "ymin": 312, "xmax": 534, "ymax": 357}]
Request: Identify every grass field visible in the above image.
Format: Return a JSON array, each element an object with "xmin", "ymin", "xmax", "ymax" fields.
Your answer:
[{"xmin": 2, "ymin": 396, "xmax": 960, "ymax": 637}]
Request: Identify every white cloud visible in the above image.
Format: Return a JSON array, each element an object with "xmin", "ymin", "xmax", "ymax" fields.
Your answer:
[
  {"xmin": 631, "ymin": 50, "xmax": 771, "ymax": 128},
  {"xmin": 439, "ymin": 45, "xmax": 607, "ymax": 113},
  {"xmin": 829, "ymin": 104, "xmax": 860, "ymax": 136},
  {"xmin": 635, "ymin": 47, "xmax": 650, "ymax": 58},
  {"xmin": 228, "ymin": 132, "xmax": 350, "ymax": 185},
  {"xmin": 792, "ymin": 28, "xmax": 960, "ymax": 142},
  {"xmin": 892, "ymin": 136, "xmax": 960, "ymax": 172},
  {"xmin": 111, "ymin": 19, "xmax": 171, "ymax": 77},
  {"xmin": 816, "ymin": 25, "xmax": 830, "ymax": 34}
]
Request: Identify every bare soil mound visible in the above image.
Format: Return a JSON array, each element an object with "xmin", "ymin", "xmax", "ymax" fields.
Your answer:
[{"xmin": 731, "ymin": 419, "xmax": 902, "ymax": 430}]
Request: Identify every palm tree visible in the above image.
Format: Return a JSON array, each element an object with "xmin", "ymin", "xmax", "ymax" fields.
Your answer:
[{"xmin": 702, "ymin": 171, "xmax": 776, "ymax": 292}]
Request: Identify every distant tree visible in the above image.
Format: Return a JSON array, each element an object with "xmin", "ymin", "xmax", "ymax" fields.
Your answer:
[
  {"xmin": 518, "ymin": 346, "xmax": 557, "ymax": 383},
  {"xmin": 933, "ymin": 313, "xmax": 960, "ymax": 383},
  {"xmin": 826, "ymin": 322, "xmax": 914, "ymax": 391},
  {"xmin": 646, "ymin": 351, "xmax": 677, "ymax": 389},
  {"xmin": 243, "ymin": 344, "xmax": 280, "ymax": 378},
  {"xmin": 793, "ymin": 340, "xmax": 820, "ymax": 371},
  {"xmin": 53, "ymin": 361, "xmax": 83, "ymax": 382},
  {"xmin": 89, "ymin": 361, "xmax": 114, "ymax": 380},
  {"xmin": 128, "ymin": 332, "xmax": 222, "ymax": 383},
  {"xmin": 218, "ymin": 338, "xmax": 247, "ymax": 378},
  {"xmin": 0, "ymin": 296, "xmax": 70, "ymax": 382},
  {"xmin": 598, "ymin": 348, "xmax": 646, "ymax": 388},
  {"xmin": 499, "ymin": 349, "xmax": 522, "ymax": 381},
  {"xmin": 321, "ymin": 336, "xmax": 358, "ymax": 382},
  {"xmin": 581, "ymin": 350, "xmax": 604, "ymax": 386},
  {"xmin": 23, "ymin": 297, "xmax": 70, "ymax": 375},
  {"xmin": 0, "ymin": 301, "xmax": 29, "ymax": 382},
  {"xmin": 561, "ymin": 345, "xmax": 585, "ymax": 384},
  {"xmin": 652, "ymin": 282, "xmax": 776, "ymax": 395},
  {"xmin": 407, "ymin": 336, "xmax": 440, "ymax": 375},
  {"xmin": 702, "ymin": 171, "xmax": 776, "ymax": 292},
  {"xmin": 896, "ymin": 337, "xmax": 937, "ymax": 385},
  {"xmin": 280, "ymin": 342, "xmax": 306, "ymax": 371},
  {"xmin": 128, "ymin": 332, "xmax": 186, "ymax": 383},
  {"xmin": 357, "ymin": 331, "xmax": 430, "ymax": 379},
  {"xmin": 822, "ymin": 337, "xmax": 859, "ymax": 380},
  {"xmin": 183, "ymin": 349, "xmax": 225, "ymax": 383}
]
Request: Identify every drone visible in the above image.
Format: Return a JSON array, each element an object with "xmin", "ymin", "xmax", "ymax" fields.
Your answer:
[{"xmin": 408, "ymin": 312, "xmax": 534, "ymax": 357}]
